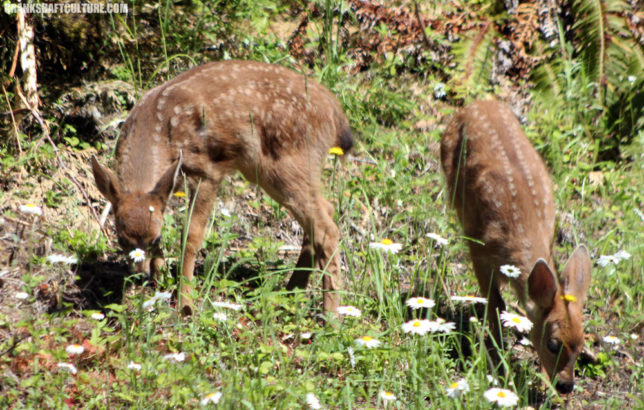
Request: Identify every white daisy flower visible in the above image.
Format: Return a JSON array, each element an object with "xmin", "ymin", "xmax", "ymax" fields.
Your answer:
[
  {"xmin": 499, "ymin": 264, "xmax": 521, "ymax": 278},
  {"xmin": 163, "ymin": 352, "xmax": 185, "ymax": 363},
  {"xmin": 402, "ymin": 319, "xmax": 432, "ymax": 335},
  {"xmin": 379, "ymin": 390, "xmax": 397, "ymax": 402},
  {"xmin": 66, "ymin": 344, "xmax": 84, "ymax": 355},
  {"xmin": 347, "ymin": 346, "xmax": 356, "ymax": 368},
  {"xmin": 211, "ymin": 301, "xmax": 243, "ymax": 311},
  {"xmin": 369, "ymin": 239, "xmax": 403, "ymax": 254},
  {"xmin": 354, "ymin": 336, "xmax": 381, "ymax": 349},
  {"xmin": 46, "ymin": 254, "xmax": 78, "ymax": 264},
  {"xmin": 153, "ymin": 290, "xmax": 172, "ymax": 301},
  {"xmin": 446, "ymin": 378, "xmax": 469, "ymax": 398},
  {"xmin": 220, "ymin": 208, "xmax": 231, "ymax": 218},
  {"xmin": 614, "ymin": 250, "xmax": 631, "ymax": 260},
  {"xmin": 19, "ymin": 203, "xmax": 42, "ymax": 216},
  {"xmin": 337, "ymin": 305, "xmax": 361, "ymax": 318},
  {"xmin": 484, "ymin": 387, "xmax": 519, "ymax": 407},
  {"xmin": 519, "ymin": 337, "xmax": 532, "ymax": 346},
  {"xmin": 305, "ymin": 393, "xmax": 321, "ymax": 409},
  {"xmin": 129, "ymin": 248, "xmax": 146, "ymax": 263},
  {"xmin": 630, "ymin": 333, "xmax": 639, "ymax": 341},
  {"xmin": 16, "ymin": 291, "xmax": 29, "ymax": 300},
  {"xmin": 602, "ymin": 335, "xmax": 620, "ymax": 345},
  {"xmin": 213, "ymin": 312, "xmax": 229, "ymax": 321},
  {"xmin": 90, "ymin": 312, "xmax": 105, "ymax": 321},
  {"xmin": 148, "ymin": 206, "xmax": 155, "ymax": 213},
  {"xmin": 300, "ymin": 332, "xmax": 312, "ymax": 340},
  {"xmin": 426, "ymin": 232, "xmax": 448, "ymax": 246},
  {"xmin": 142, "ymin": 298, "xmax": 157, "ymax": 311},
  {"xmin": 450, "ymin": 295, "xmax": 488, "ymax": 304},
  {"xmin": 598, "ymin": 250, "xmax": 631, "ymax": 267},
  {"xmin": 486, "ymin": 375, "xmax": 499, "ymax": 385},
  {"xmin": 127, "ymin": 361, "xmax": 142, "ymax": 371},
  {"xmin": 57, "ymin": 362, "xmax": 78, "ymax": 375},
  {"xmin": 500, "ymin": 311, "xmax": 533, "ymax": 333},
  {"xmin": 201, "ymin": 391, "xmax": 222, "ymax": 405},
  {"xmin": 405, "ymin": 296, "xmax": 435, "ymax": 310},
  {"xmin": 434, "ymin": 318, "xmax": 456, "ymax": 333}
]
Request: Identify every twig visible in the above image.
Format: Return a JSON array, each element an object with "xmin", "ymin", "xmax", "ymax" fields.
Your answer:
[
  {"xmin": 2, "ymin": 85, "xmax": 23, "ymax": 154},
  {"xmin": 412, "ymin": 0, "xmax": 433, "ymax": 50}
]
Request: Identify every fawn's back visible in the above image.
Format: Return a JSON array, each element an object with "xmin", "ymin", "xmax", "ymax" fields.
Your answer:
[{"xmin": 441, "ymin": 100, "xmax": 591, "ymax": 394}]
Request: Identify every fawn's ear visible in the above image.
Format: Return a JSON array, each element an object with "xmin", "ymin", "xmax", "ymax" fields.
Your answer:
[
  {"xmin": 150, "ymin": 153, "xmax": 182, "ymax": 202},
  {"xmin": 560, "ymin": 245, "xmax": 592, "ymax": 305},
  {"xmin": 91, "ymin": 156, "xmax": 122, "ymax": 205},
  {"xmin": 528, "ymin": 259, "xmax": 559, "ymax": 309}
]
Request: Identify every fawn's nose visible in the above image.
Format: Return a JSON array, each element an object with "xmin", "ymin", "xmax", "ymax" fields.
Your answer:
[{"xmin": 555, "ymin": 380, "xmax": 574, "ymax": 394}]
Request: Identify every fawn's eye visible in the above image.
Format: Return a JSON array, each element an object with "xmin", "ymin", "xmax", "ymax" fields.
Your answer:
[{"xmin": 547, "ymin": 338, "xmax": 562, "ymax": 354}]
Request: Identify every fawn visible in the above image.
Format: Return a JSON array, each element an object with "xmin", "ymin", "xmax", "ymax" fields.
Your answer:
[
  {"xmin": 91, "ymin": 60, "xmax": 353, "ymax": 316},
  {"xmin": 441, "ymin": 100, "xmax": 592, "ymax": 394}
]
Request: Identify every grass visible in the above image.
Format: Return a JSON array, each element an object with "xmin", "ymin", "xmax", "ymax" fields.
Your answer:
[{"xmin": 1, "ymin": 0, "xmax": 643, "ymax": 408}]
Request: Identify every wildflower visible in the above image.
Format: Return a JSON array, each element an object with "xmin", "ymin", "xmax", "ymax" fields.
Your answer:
[
  {"xmin": 432, "ymin": 318, "xmax": 456, "ymax": 333},
  {"xmin": 406, "ymin": 296, "xmax": 435, "ymax": 310},
  {"xmin": 66, "ymin": 344, "xmax": 85, "ymax": 355},
  {"xmin": 379, "ymin": 390, "xmax": 397, "ymax": 402},
  {"xmin": 598, "ymin": 250, "xmax": 631, "ymax": 267},
  {"xmin": 328, "ymin": 146, "xmax": 344, "ymax": 156},
  {"xmin": 630, "ymin": 334, "xmax": 639, "ymax": 341},
  {"xmin": 213, "ymin": 312, "xmax": 229, "ymax": 321},
  {"xmin": 500, "ymin": 264, "xmax": 521, "ymax": 279},
  {"xmin": 129, "ymin": 248, "xmax": 146, "ymax": 263},
  {"xmin": 15, "ymin": 291, "xmax": 29, "ymax": 300},
  {"xmin": 300, "ymin": 332, "xmax": 312, "ymax": 340},
  {"xmin": 369, "ymin": 239, "xmax": 403, "ymax": 254},
  {"xmin": 469, "ymin": 316, "xmax": 479, "ymax": 324},
  {"xmin": 46, "ymin": 254, "xmax": 78, "ymax": 264},
  {"xmin": 628, "ymin": 75, "xmax": 636, "ymax": 83},
  {"xmin": 486, "ymin": 375, "xmax": 498, "ymax": 385},
  {"xmin": 635, "ymin": 208, "xmax": 644, "ymax": 222},
  {"xmin": 426, "ymin": 232, "xmax": 448, "ymax": 246},
  {"xmin": 57, "ymin": 362, "xmax": 78, "ymax": 375},
  {"xmin": 127, "ymin": 361, "xmax": 142, "ymax": 371},
  {"xmin": 19, "ymin": 203, "xmax": 42, "ymax": 216},
  {"xmin": 500, "ymin": 311, "xmax": 533, "ymax": 333},
  {"xmin": 602, "ymin": 335, "xmax": 620, "ymax": 345},
  {"xmin": 149, "ymin": 206, "xmax": 155, "ymax": 213},
  {"xmin": 484, "ymin": 388, "xmax": 519, "ymax": 407},
  {"xmin": 337, "ymin": 305, "xmax": 361, "ymax": 318},
  {"xmin": 212, "ymin": 301, "xmax": 243, "ymax": 311},
  {"xmin": 163, "ymin": 352, "xmax": 185, "ymax": 363},
  {"xmin": 450, "ymin": 295, "xmax": 488, "ymax": 304},
  {"xmin": 446, "ymin": 378, "xmax": 469, "ymax": 398},
  {"xmin": 91, "ymin": 312, "xmax": 105, "ymax": 321},
  {"xmin": 402, "ymin": 319, "xmax": 431, "ymax": 335},
  {"xmin": 153, "ymin": 290, "xmax": 172, "ymax": 301},
  {"xmin": 434, "ymin": 82, "xmax": 446, "ymax": 99},
  {"xmin": 142, "ymin": 298, "xmax": 157, "ymax": 311},
  {"xmin": 355, "ymin": 336, "xmax": 381, "ymax": 349},
  {"xmin": 305, "ymin": 393, "xmax": 321, "ymax": 409},
  {"xmin": 201, "ymin": 391, "xmax": 222, "ymax": 406},
  {"xmin": 347, "ymin": 346, "xmax": 356, "ymax": 368},
  {"xmin": 519, "ymin": 337, "xmax": 532, "ymax": 347},
  {"xmin": 561, "ymin": 294, "xmax": 577, "ymax": 303},
  {"xmin": 220, "ymin": 208, "xmax": 231, "ymax": 218}
]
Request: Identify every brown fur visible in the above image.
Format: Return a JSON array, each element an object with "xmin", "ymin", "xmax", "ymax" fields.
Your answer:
[
  {"xmin": 92, "ymin": 60, "xmax": 353, "ymax": 316},
  {"xmin": 441, "ymin": 100, "xmax": 591, "ymax": 394}
]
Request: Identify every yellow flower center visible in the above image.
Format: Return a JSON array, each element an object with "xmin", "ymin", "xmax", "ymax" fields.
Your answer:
[
  {"xmin": 381, "ymin": 239, "xmax": 393, "ymax": 245},
  {"xmin": 449, "ymin": 382, "xmax": 459, "ymax": 389},
  {"xmin": 512, "ymin": 317, "xmax": 521, "ymax": 324},
  {"xmin": 413, "ymin": 321, "xmax": 421, "ymax": 327},
  {"xmin": 25, "ymin": 204, "xmax": 37, "ymax": 208},
  {"xmin": 416, "ymin": 299, "xmax": 424, "ymax": 304},
  {"xmin": 328, "ymin": 146, "xmax": 344, "ymax": 156},
  {"xmin": 497, "ymin": 391, "xmax": 506, "ymax": 398},
  {"xmin": 384, "ymin": 392, "xmax": 393, "ymax": 397},
  {"xmin": 562, "ymin": 294, "xmax": 577, "ymax": 303},
  {"xmin": 362, "ymin": 336, "xmax": 372, "ymax": 342},
  {"xmin": 173, "ymin": 191, "xmax": 187, "ymax": 197}
]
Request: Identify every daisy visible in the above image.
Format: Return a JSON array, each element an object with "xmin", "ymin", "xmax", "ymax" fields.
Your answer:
[
  {"xmin": 355, "ymin": 336, "xmax": 381, "ymax": 349},
  {"xmin": 15, "ymin": 291, "xmax": 29, "ymax": 300},
  {"xmin": 19, "ymin": 203, "xmax": 42, "ymax": 216},
  {"xmin": 426, "ymin": 233, "xmax": 448, "ymax": 246},
  {"xmin": 148, "ymin": 206, "xmax": 155, "ymax": 213},
  {"xmin": 379, "ymin": 390, "xmax": 396, "ymax": 402},
  {"xmin": 66, "ymin": 344, "xmax": 85, "ymax": 355},
  {"xmin": 369, "ymin": 239, "xmax": 403, "ymax": 254},
  {"xmin": 300, "ymin": 332, "xmax": 312, "ymax": 340},
  {"xmin": 486, "ymin": 375, "xmax": 499, "ymax": 386},
  {"xmin": 561, "ymin": 294, "xmax": 577, "ymax": 303},
  {"xmin": 127, "ymin": 361, "xmax": 142, "ymax": 371},
  {"xmin": 500, "ymin": 311, "xmax": 533, "ymax": 333},
  {"xmin": 201, "ymin": 391, "xmax": 222, "ymax": 405},
  {"xmin": 163, "ymin": 352, "xmax": 185, "ymax": 363},
  {"xmin": 213, "ymin": 312, "xmax": 229, "ymax": 321},
  {"xmin": 129, "ymin": 248, "xmax": 146, "ymax": 263},
  {"xmin": 305, "ymin": 393, "xmax": 321, "ymax": 409},
  {"xmin": 405, "ymin": 296, "xmax": 435, "ymax": 310},
  {"xmin": 142, "ymin": 298, "xmax": 157, "ymax": 311},
  {"xmin": 90, "ymin": 312, "xmax": 105, "ymax": 321},
  {"xmin": 328, "ymin": 146, "xmax": 344, "ymax": 156},
  {"xmin": 446, "ymin": 378, "xmax": 469, "ymax": 398},
  {"xmin": 173, "ymin": 191, "xmax": 187, "ymax": 198},
  {"xmin": 630, "ymin": 334, "xmax": 639, "ymax": 341},
  {"xmin": 402, "ymin": 319, "xmax": 431, "ymax": 335},
  {"xmin": 57, "ymin": 362, "xmax": 78, "ymax": 375},
  {"xmin": 598, "ymin": 250, "xmax": 631, "ymax": 267},
  {"xmin": 46, "ymin": 254, "xmax": 78, "ymax": 264},
  {"xmin": 602, "ymin": 335, "xmax": 620, "ymax": 345},
  {"xmin": 212, "ymin": 301, "xmax": 243, "ymax": 311},
  {"xmin": 337, "ymin": 305, "xmax": 361, "ymax": 318},
  {"xmin": 434, "ymin": 318, "xmax": 456, "ymax": 333},
  {"xmin": 153, "ymin": 290, "xmax": 172, "ymax": 301},
  {"xmin": 484, "ymin": 388, "xmax": 519, "ymax": 407},
  {"xmin": 450, "ymin": 295, "xmax": 488, "ymax": 304},
  {"xmin": 500, "ymin": 264, "xmax": 521, "ymax": 278}
]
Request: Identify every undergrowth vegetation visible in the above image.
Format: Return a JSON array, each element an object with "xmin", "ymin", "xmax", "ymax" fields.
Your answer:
[{"xmin": 0, "ymin": 0, "xmax": 642, "ymax": 408}]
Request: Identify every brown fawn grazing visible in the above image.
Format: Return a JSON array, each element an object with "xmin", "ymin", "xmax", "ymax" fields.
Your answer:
[
  {"xmin": 441, "ymin": 100, "xmax": 592, "ymax": 394},
  {"xmin": 91, "ymin": 60, "xmax": 353, "ymax": 316}
]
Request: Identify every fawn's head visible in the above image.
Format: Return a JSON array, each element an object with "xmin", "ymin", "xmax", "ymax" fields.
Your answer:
[
  {"xmin": 91, "ymin": 156, "xmax": 181, "ymax": 253},
  {"xmin": 526, "ymin": 245, "xmax": 592, "ymax": 394}
]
